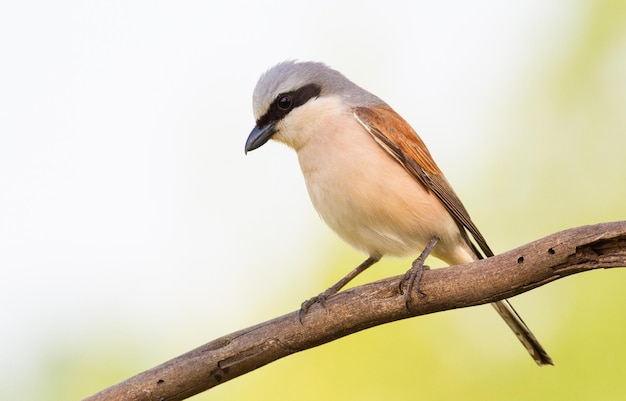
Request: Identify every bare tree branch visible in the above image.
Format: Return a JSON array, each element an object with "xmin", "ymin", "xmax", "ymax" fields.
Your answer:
[{"xmin": 84, "ymin": 221, "xmax": 626, "ymax": 401}]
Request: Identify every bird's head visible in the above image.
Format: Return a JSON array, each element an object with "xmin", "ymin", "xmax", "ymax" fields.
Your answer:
[{"xmin": 245, "ymin": 60, "xmax": 382, "ymax": 153}]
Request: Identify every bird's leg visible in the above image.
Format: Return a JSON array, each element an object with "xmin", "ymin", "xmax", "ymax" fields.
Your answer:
[
  {"xmin": 299, "ymin": 256, "xmax": 380, "ymax": 323},
  {"xmin": 399, "ymin": 237, "xmax": 439, "ymax": 310}
]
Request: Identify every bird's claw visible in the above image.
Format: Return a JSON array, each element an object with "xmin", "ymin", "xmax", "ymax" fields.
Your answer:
[
  {"xmin": 299, "ymin": 292, "xmax": 330, "ymax": 324},
  {"xmin": 400, "ymin": 261, "xmax": 430, "ymax": 308},
  {"xmin": 400, "ymin": 237, "xmax": 438, "ymax": 310}
]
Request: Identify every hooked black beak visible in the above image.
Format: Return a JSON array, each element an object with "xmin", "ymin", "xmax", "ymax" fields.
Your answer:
[{"xmin": 245, "ymin": 122, "xmax": 277, "ymax": 154}]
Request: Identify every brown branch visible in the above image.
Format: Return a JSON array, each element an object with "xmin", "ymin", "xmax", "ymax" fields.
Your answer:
[{"xmin": 84, "ymin": 221, "xmax": 626, "ymax": 401}]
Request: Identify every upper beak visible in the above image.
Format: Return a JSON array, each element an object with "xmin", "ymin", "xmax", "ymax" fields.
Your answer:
[{"xmin": 245, "ymin": 122, "xmax": 277, "ymax": 154}]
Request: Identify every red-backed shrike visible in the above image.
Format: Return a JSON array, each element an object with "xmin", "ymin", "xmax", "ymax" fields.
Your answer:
[{"xmin": 245, "ymin": 61, "xmax": 552, "ymax": 366}]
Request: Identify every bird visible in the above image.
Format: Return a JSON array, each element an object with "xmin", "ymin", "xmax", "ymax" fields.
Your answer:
[{"xmin": 244, "ymin": 60, "xmax": 553, "ymax": 366}]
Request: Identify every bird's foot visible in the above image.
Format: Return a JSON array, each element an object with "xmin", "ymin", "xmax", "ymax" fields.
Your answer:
[
  {"xmin": 299, "ymin": 256, "xmax": 380, "ymax": 324},
  {"xmin": 399, "ymin": 259, "xmax": 430, "ymax": 308},
  {"xmin": 299, "ymin": 288, "xmax": 335, "ymax": 323},
  {"xmin": 399, "ymin": 237, "xmax": 439, "ymax": 310}
]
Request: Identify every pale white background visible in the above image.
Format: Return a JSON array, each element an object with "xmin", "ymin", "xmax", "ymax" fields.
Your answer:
[{"xmin": 0, "ymin": 1, "xmax": 587, "ymax": 397}]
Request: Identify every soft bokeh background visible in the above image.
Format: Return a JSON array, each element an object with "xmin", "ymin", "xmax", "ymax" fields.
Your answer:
[{"xmin": 1, "ymin": 1, "xmax": 625, "ymax": 400}]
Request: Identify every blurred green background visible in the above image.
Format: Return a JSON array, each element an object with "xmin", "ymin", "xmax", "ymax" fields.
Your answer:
[{"xmin": 1, "ymin": 1, "xmax": 625, "ymax": 400}]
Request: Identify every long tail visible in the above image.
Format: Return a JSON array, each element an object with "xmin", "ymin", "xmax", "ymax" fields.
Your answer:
[
  {"xmin": 456, "ymin": 229, "xmax": 553, "ymax": 365},
  {"xmin": 491, "ymin": 299, "xmax": 554, "ymax": 366},
  {"xmin": 413, "ymin": 170, "xmax": 553, "ymax": 365}
]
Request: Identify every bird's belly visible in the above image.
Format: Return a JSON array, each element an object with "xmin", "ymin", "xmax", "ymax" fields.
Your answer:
[
  {"xmin": 306, "ymin": 167, "xmax": 457, "ymax": 258},
  {"xmin": 296, "ymin": 119, "xmax": 463, "ymax": 260}
]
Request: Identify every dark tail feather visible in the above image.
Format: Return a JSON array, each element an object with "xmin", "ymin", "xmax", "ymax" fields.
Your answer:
[{"xmin": 491, "ymin": 300, "xmax": 554, "ymax": 366}]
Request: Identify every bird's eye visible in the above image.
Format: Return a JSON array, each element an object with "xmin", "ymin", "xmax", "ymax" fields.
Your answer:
[{"xmin": 277, "ymin": 95, "xmax": 292, "ymax": 110}]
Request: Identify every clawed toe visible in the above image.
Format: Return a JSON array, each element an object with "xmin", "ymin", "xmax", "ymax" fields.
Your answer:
[
  {"xmin": 298, "ymin": 256, "xmax": 380, "ymax": 324},
  {"xmin": 400, "ymin": 237, "xmax": 439, "ymax": 310},
  {"xmin": 401, "ymin": 262, "xmax": 429, "ymax": 308},
  {"xmin": 299, "ymin": 292, "xmax": 330, "ymax": 323}
]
